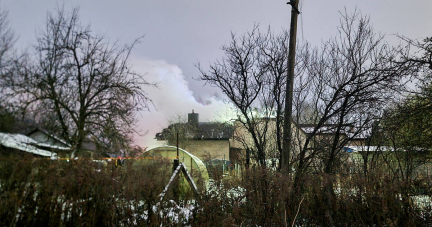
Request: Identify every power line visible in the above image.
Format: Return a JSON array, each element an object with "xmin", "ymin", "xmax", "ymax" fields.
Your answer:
[{"xmin": 300, "ymin": 0, "xmax": 305, "ymax": 41}]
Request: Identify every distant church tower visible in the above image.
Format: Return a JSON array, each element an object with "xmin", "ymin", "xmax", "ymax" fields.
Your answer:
[{"xmin": 188, "ymin": 109, "xmax": 199, "ymax": 127}]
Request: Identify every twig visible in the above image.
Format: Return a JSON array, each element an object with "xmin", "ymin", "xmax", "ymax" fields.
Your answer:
[{"xmin": 291, "ymin": 197, "xmax": 304, "ymax": 227}]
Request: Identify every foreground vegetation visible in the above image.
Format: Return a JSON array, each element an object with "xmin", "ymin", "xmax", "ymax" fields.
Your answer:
[
  {"xmin": 0, "ymin": 155, "xmax": 175, "ymax": 226},
  {"xmin": 1, "ymin": 154, "xmax": 432, "ymax": 226}
]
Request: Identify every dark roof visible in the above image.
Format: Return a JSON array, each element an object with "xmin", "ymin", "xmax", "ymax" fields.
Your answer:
[
  {"xmin": 195, "ymin": 122, "xmax": 233, "ymax": 140},
  {"xmin": 156, "ymin": 122, "xmax": 234, "ymax": 141}
]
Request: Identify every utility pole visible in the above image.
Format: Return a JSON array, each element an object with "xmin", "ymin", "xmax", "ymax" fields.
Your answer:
[{"xmin": 281, "ymin": 0, "xmax": 300, "ymax": 173}]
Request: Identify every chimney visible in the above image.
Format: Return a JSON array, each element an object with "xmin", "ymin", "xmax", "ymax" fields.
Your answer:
[{"xmin": 188, "ymin": 109, "xmax": 199, "ymax": 127}]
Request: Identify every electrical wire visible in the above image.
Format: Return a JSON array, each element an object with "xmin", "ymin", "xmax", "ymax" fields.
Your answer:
[{"xmin": 300, "ymin": 0, "xmax": 305, "ymax": 42}]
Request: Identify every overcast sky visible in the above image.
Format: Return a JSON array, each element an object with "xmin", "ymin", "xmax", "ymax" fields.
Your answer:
[{"xmin": 2, "ymin": 0, "xmax": 432, "ymax": 148}]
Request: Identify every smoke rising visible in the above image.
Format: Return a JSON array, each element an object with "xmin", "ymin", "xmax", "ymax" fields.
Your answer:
[{"xmin": 131, "ymin": 59, "xmax": 235, "ymax": 149}]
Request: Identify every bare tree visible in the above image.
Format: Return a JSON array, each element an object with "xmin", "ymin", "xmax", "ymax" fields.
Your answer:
[
  {"xmin": 198, "ymin": 10, "xmax": 416, "ymax": 224},
  {"xmin": 0, "ymin": 8, "xmax": 16, "ymax": 96},
  {"xmin": 198, "ymin": 27, "xmax": 267, "ymax": 166},
  {"xmin": 291, "ymin": 10, "xmax": 411, "ymax": 176},
  {"xmin": 287, "ymin": 10, "xmax": 414, "ymax": 224},
  {"xmin": 378, "ymin": 33, "xmax": 432, "ymax": 181},
  {"xmin": 398, "ymin": 36, "xmax": 432, "ymax": 69},
  {"xmin": 0, "ymin": 8, "xmax": 16, "ymax": 76},
  {"xmin": 4, "ymin": 7, "xmax": 153, "ymax": 155},
  {"xmin": 0, "ymin": 8, "xmax": 24, "ymax": 133},
  {"xmin": 198, "ymin": 27, "xmax": 308, "ymax": 167},
  {"xmin": 397, "ymin": 35, "xmax": 432, "ymax": 112}
]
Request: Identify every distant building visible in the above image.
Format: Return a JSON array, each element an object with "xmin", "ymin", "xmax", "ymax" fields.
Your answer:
[
  {"xmin": 298, "ymin": 124, "xmax": 369, "ymax": 147},
  {"xmin": 27, "ymin": 128, "xmax": 100, "ymax": 158},
  {"xmin": 155, "ymin": 110, "xmax": 233, "ymax": 162},
  {"xmin": 156, "ymin": 111, "xmax": 372, "ymax": 171},
  {"xmin": 27, "ymin": 128, "xmax": 71, "ymax": 148},
  {"xmin": 229, "ymin": 118, "xmax": 309, "ymax": 165}
]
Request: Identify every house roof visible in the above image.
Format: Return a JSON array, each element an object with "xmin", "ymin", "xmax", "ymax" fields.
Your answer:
[
  {"xmin": 156, "ymin": 122, "xmax": 234, "ymax": 141},
  {"xmin": 344, "ymin": 146, "xmax": 431, "ymax": 153},
  {"xmin": 0, "ymin": 132, "xmax": 59, "ymax": 157},
  {"xmin": 27, "ymin": 128, "xmax": 71, "ymax": 147},
  {"xmin": 195, "ymin": 122, "xmax": 233, "ymax": 140},
  {"xmin": 298, "ymin": 124, "xmax": 351, "ymax": 134},
  {"xmin": 343, "ymin": 146, "xmax": 392, "ymax": 153},
  {"xmin": 298, "ymin": 124, "xmax": 369, "ymax": 139}
]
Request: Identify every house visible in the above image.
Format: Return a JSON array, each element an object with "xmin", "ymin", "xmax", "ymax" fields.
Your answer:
[
  {"xmin": 27, "ymin": 128, "xmax": 71, "ymax": 148},
  {"xmin": 229, "ymin": 120, "xmax": 375, "ymax": 170},
  {"xmin": 27, "ymin": 128, "xmax": 102, "ymax": 158},
  {"xmin": 156, "ymin": 111, "xmax": 373, "ymax": 172},
  {"xmin": 155, "ymin": 110, "xmax": 233, "ymax": 162},
  {"xmin": 0, "ymin": 132, "xmax": 67, "ymax": 157},
  {"xmin": 0, "ymin": 126, "xmax": 120, "ymax": 159},
  {"xmin": 228, "ymin": 117, "xmax": 309, "ymax": 166},
  {"xmin": 156, "ymin": 111, "xmax": 313, "ymax": 166}
]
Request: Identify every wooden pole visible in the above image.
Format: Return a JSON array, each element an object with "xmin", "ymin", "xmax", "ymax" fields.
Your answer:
[{"xmin": 282, "ymin": 0, "xmax": 300, "ymax": 173}]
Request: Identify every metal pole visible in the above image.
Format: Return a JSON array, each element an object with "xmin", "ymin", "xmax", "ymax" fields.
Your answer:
[
  {"xmin": 223, "ymin": 154, "xmax": 226, "ymax": 175},
  {"xmin": 173, "ymin": 159, "xmax": 180, "ymax": 201},
  {"xmin": 176, "ymin": 132, "xmax": 179, "ymax": 159},
  {"xmin": 282, "ymin": 0, "xmax": 300, "ymax": 174}
]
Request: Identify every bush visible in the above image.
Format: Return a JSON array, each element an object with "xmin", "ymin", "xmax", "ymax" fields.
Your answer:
[
  {"xmin": 194, "ymin": 167, "xmax": 432, "ymax": 226},
  {"xmin": 0, "ymin": 155, "xmax": 175, "ymax": 226},
  {"xmin": 1, "ymin": 154, "xmax": 431, "ymax": 226}
]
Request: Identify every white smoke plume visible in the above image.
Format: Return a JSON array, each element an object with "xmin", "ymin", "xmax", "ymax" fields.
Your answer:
[{"xmin": 131, "ymin": 59, "xmax": 236, "ymax": 149}]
